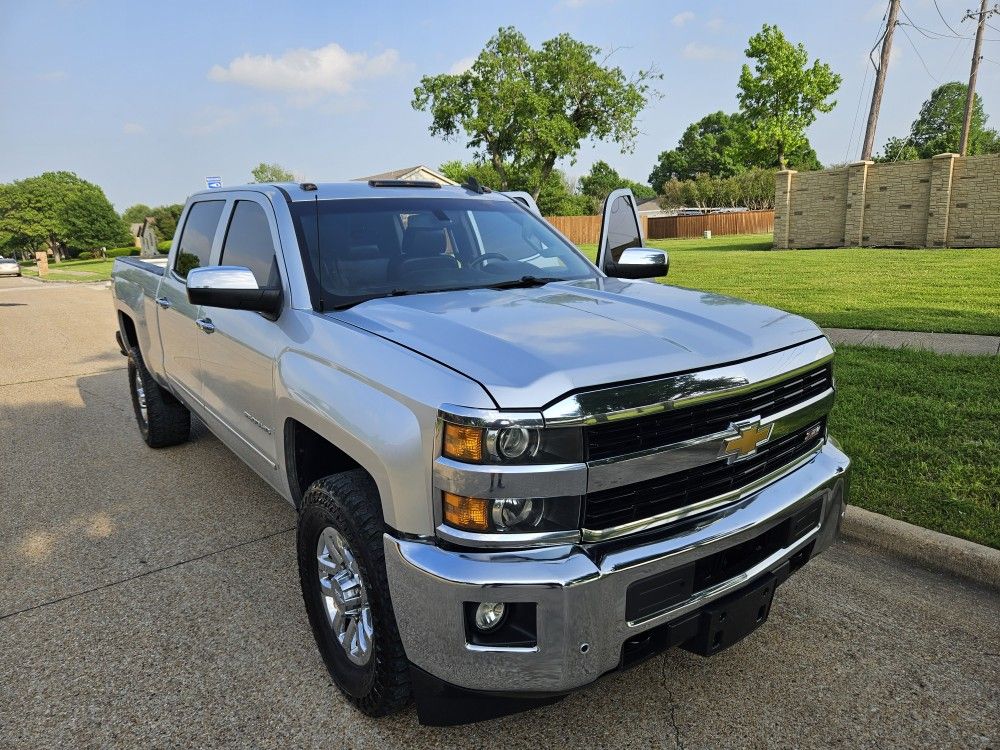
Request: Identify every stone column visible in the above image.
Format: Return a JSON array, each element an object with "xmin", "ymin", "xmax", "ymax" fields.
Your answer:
[
  {"xmin": 926, "ymin": 153, "xmax": 957, "ymax": 247},
  {"xmin": 773, "ymin": 170, "xmax": 796, "ymax": 248},
  {"xmin": 843, "ymin": 161, "xmax": 872, "ymax": 247}
]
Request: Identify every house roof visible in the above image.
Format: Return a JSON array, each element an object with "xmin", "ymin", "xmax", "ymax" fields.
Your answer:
[{"xmin": 352, "ymin": 165, "xmax": 458, "ymax": 185}]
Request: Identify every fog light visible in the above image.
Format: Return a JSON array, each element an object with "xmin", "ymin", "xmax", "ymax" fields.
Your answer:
[
  {"xmin": 490, "ymin": 498, "xmax": 542, "ymax": 531},
  {"xmin": 474, "ymin": 602, "xmax": 506, "ymax": 632}
]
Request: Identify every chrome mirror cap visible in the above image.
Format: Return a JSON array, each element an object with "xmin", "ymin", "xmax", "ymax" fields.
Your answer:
[
  {"xmin": 611, "ymin": 249, "xmax": 669, "ymax": 279},
  {"xmin": 185, "ymin": 266, "xmax": 281, "ymax": 316},
  {"xmin": 186, "ymin": 266, "xmax": 259, "ymax": 291}
]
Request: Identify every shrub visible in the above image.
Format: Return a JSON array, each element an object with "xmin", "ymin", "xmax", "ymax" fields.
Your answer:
[
  {"xmin": 157, "ymin": 240, "xmax": 172, "ymax": 251},
  {"xmin": 77, "ymin": 251, "xmax": 95, "ymax": 260},
  {"xmin": 107, "ymin": 246, "xmax": 140, "ymax": 257}
]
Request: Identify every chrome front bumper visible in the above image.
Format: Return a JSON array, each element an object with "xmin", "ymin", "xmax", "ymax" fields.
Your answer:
[{"xmin": 385, "ymin": 440, "xmax": 850, "ymax": 694}]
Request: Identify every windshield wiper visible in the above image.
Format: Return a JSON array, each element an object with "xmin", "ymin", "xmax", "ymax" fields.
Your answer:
[{"xmin": 485, "ymin": 275, "xmax": 564, "ymax": 290}]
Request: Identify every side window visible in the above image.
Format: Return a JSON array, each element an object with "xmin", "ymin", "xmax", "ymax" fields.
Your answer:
[
  {"xmin": 174, "ymin": 200, "xmax": 225, "ymax": 279},
  {"xmin": 219, "ymin": 201, "xmax": 279, "ymax": 287}
]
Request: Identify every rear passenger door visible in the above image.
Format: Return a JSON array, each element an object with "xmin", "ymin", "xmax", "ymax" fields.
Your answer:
[
  {"xmin": 197, "ymin": 195, "xmax": 285, "ymax": 475},
  {"xmin": 157, "ymin": 199, "xmax": 226, "ymax": 403}
]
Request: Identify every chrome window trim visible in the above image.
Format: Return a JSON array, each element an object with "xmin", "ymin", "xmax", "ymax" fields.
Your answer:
[
  {"xmin": 581, "ymin": 440, "xmax": 826, "ymax": 542},
  {"xmin": 542, "ymin": 337, "xmax": 833, "ymax": 427},
  {"xmin": 586, "ymin": 387, "xmax": 834, "ymax": 493}
]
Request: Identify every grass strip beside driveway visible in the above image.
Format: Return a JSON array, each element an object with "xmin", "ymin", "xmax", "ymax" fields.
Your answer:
[
  {"xmin": 578, "ymin": 237, "xmax": 1000, "ymax": 335},
  {"xmin": 829, "ymin": 345, "xmax": 999, "ymax": 549}
]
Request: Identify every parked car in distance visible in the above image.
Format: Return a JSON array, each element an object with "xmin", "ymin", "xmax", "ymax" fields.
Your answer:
[
  {"xmin": 0, "ymin": 257, "xmax": 21, "ymax": 276},
  {"xmin": 110, "ymin": 181, "xmax": 850, "ymax": 726}
]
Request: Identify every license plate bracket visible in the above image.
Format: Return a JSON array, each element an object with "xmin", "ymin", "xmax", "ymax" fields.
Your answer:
[{"xmin": 681, "ymin": 574, "xmax": 776, "ymax": 656}]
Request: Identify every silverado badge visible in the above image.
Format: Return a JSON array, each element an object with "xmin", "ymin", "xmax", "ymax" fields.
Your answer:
[{"xmin": 721, "ymin": 418, "xmax": 773, "ymax": 462}]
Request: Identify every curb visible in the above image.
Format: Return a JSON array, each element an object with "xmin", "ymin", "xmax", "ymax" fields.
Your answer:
[{"xmin": 841, "ymin": 505, "xmax": 1000, "ymax": 591}]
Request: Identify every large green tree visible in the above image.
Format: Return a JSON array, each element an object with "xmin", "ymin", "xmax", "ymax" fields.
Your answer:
[
  {"xmin": 650, "ymin": 112, "xmax": 746, "ymax": 185},
  {"xmin": 578, "ymin": 160, "xmax": 655, "ymax": 210},
  {"xmin": 250, "ymin": 162, "xmax": 295, "ymax": 182},
  {"xmin": 413, "ymin": 26, "xmax": 659, "ymax": 201},
  {"xmin": 0, "ymin": 172, "xmax": 129, "ymax": 262},
  {"xmin": 878, "ymin": 82, "xmax": 1000, "ymax": 161},
  {"xmin": 737, "ymin": 24, "xmax": 840, "ymax": 170}
]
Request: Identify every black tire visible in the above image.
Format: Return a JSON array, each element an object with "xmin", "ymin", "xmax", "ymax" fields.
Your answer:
[
  {"xmin": 127, "ymin": 345, "xmax": 190, "ymax": 448},
  {"xmin": 297, "ymin": 470, "xmax": 411, "ymax": 717}
]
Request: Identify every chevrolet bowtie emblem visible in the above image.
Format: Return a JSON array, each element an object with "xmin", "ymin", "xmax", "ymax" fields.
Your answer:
[{"xmin": 720, "ymin": 418, "xmax": 773, "ymax": 461}]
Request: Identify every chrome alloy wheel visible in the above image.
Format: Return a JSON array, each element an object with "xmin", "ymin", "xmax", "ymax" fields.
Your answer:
[
  {"xmin": 316, "ymin": 527, "xmax": 373, "ymax": 666},
  {"xmin": 132, "ymin": 368, "xmax": 148, "ymax": 425}
]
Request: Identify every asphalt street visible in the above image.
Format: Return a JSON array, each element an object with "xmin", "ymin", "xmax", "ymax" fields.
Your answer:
[{"xmin": 1, "ymin": 278, "xmax": 997, "ymax": 749}]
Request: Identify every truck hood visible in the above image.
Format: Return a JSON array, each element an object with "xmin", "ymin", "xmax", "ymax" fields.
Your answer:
[{"xmin": 332, "ymin": 278, "xmax": 823, "ymax": 409}]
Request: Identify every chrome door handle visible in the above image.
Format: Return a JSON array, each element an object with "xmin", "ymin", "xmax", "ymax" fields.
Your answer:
[
  {"xmin": 195, "ymin": 317, "xmax": 216, "ymax": 334},
  {"xmin": 155, "ymin": 296, "xmax": 172, "ymax": 309}
]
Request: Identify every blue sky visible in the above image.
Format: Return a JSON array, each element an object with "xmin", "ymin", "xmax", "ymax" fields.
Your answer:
[{"xmin": 1, "ymin": 0, "xmax": 997, "ymax": 210}]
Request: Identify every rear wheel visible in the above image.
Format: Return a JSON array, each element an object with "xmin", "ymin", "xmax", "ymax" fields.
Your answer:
[
  {"xmin": 297, "ymin": 470, "xmax": 411, "ymax": 717},
  {"xmin": 127, "ymin": 345, "xmax": 190, "ymax": 448}
]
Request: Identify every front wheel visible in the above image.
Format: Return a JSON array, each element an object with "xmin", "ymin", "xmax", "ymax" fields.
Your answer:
[{"xmin": 297, "ymin": 470, "xmax": 411, "ymax": 717}]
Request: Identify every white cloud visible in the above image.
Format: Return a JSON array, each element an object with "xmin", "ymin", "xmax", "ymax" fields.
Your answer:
[
  {"xmin": 208, "ymin": 42, "xmax": 399, "ymax": 95},
  {"xmin": 122, "ymin": 122, "xmax": 145, "ymax": 135},
  {"xmin": 681, "ymin": 42, "xmax": 736, "ymax": 61},
  {"xmin": 449, "ymin": 56, "xmax": 476, "ymax": 75},
  {"xmin": 671, "ymin": 10, "xmax": 695, "ymax": 26},
  {"xmin": 706, "ymin": 17, "xmax": 724, "ymax": 31}
]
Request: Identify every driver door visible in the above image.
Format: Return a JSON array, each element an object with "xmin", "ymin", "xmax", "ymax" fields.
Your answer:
[{"xmin": 596, "ymin": 188, "xmax": 645, "ymax": 275}]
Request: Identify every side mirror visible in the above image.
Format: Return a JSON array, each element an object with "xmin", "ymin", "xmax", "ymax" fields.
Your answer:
[
  {"xmin": 608, "ymin": 248, "xmax": 669, "ymax": 279},
  {"xmin": 186, "ymin": 266, "xmax": 282, "ymax": 316}
]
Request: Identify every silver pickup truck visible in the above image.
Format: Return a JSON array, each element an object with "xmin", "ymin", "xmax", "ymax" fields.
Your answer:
[{"xmin": 111, "ymin": 180, "xmax": 850, "ymax": 725}]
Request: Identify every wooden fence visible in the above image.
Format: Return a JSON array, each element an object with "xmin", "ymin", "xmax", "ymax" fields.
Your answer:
[{"xmin": 544, "ymin": 210, "xmax": 773, "ymax": 244}]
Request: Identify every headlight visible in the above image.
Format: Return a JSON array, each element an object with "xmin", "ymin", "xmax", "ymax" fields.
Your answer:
[
  {"xmin": 441, "ymin": 420, "xmax": 583, "ymax": 465},
  {"xmin": 442, "ymin": 492, "xmax": 581, "ymax": 535}
]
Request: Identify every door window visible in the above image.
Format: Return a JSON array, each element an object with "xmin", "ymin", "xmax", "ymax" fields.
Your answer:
[
  {"xmin": 219, "ymin": 201, "xmax": 279, "ymax": 287},
  {"xmin": 174, "ymin": 200, "xmax": 225, "ymax": 278}
]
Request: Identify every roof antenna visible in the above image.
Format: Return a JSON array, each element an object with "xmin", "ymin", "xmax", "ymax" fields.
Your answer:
[{"xmin": 461, "ymin": 176, "xmax": 490, "ymax": 194}]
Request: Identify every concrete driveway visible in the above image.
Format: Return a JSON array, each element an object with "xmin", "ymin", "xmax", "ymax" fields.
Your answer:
[{"xmin": 1, "ymin": 282, "xmax": 997, "ymax": 749}]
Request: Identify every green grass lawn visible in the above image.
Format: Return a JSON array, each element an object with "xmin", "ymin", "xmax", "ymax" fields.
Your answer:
[
  {"xmin": 20, "ymin": 257, "xmax": 116, "ymax": 282},
  {"xmin": 829, "ymin": 346, "xmax": 999, "ymax": 548},
  {"xmin": 578, "ymin": 234, "xmax": 1000, "ymax": 335}
]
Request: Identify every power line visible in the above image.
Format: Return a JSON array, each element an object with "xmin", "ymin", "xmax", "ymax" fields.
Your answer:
[
  {"xmin": 899, "ymin": 22, "xmax": 942, "ymax": 82},
  {"xmin": 933, "ymin": 0, "xmax": 964, "ymax": 36}
]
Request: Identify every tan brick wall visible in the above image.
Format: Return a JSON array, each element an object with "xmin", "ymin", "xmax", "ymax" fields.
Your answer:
[
  {"xmin": 786, "ymin": 168, "xmax": 848, "ymax": 248},
  {"xmin": 775, "ymin": 152, "xmax": 1000, "ymax": 248},
  {"xmin": 861, "ymin": 160, "xmax": 931, "ymax": 247},
  {"xmin": 947, "ymin": 153, "xmax": 1000, "ymax": 248}
]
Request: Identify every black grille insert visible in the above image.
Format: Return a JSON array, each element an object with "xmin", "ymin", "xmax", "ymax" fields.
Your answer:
[
  {"xmin": 586, "ymin": 364, "xmax": 832, "ymax": 462},
  {"xmin": 584, "ymin": 420, "xmax": 825, "ymax": 531}
]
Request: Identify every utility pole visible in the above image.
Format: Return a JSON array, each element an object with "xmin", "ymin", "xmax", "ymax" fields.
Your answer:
[
  {"xmin": 958, "ymin": 0, "xmax": 997, "ymax": 155},
  {"xmin": 861, "ymin": 0, "xmax": 901, "ymax": 161}
]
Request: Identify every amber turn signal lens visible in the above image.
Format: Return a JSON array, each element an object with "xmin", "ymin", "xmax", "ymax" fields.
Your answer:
[
  {"xmin": 442, "ymin": 423, "xmax": 483, "ymax": 462},
  {"xmin": 442, "ymin": 492, "xmax": 490, "ymax": 532}
]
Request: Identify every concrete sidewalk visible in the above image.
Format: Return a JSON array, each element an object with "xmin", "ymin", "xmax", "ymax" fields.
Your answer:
[{"xmin": 823, "ymin": 327, "xmax": 1000, "ymax": 356}]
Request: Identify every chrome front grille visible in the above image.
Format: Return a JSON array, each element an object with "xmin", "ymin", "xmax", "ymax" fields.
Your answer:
[
  {"xmin": 583, "ymin": 419, "xmax": 826, "ymax": 532},
  {"xmin": 585, "ymin": 364, "xmax": 833, "ymax": 462}
]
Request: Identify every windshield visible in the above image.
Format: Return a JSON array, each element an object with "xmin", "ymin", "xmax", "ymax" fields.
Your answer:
[{"xmin": 289, "ymin": 197, "xmax": 598, "ymax": 309}]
